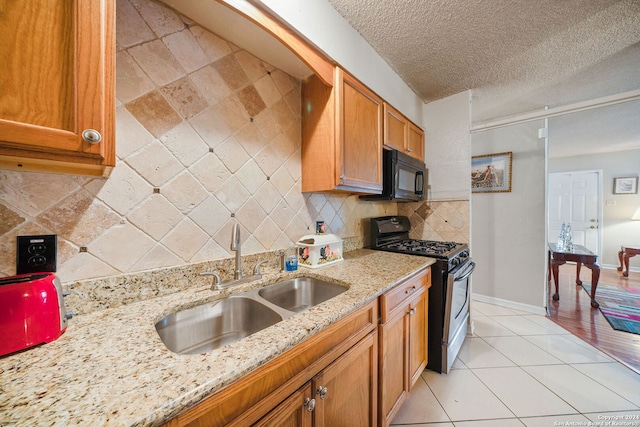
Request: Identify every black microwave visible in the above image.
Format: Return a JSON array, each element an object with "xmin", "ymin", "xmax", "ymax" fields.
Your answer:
[{"xmin": 361, "ymin": 149, "xmax": 427, "ymax": 202}]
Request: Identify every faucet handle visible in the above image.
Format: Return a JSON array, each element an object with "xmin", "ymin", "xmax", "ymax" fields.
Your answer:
[
  {"xmin": 253, "ymin": 260, "xmax": 269, "ymax": 275},
  {"xmin": 200, "ymin": 271, "xmax": 222, "ymax": 290}
]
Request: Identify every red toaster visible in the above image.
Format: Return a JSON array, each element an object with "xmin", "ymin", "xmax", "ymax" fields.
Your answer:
[{"xmin": 0, "ymin": 273, "xmax": 70, "ymax": 357}]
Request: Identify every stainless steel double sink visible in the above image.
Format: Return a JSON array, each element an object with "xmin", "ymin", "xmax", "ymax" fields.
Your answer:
[{"xmin": 155, "ymin": 277, "xmax": 348, "ymax": 354}]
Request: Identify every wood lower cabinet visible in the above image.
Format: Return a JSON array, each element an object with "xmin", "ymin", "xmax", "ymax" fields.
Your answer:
[
  {"xmin": 0, "ymin": 0, "xmax": 116, "ymax": 176},
  {"xmin": 378, "ymin": 267, "xmax": 431, "ymax": 427},
  {"xmin": 258, "ymin": 331, "xmax": 377, "ymax": 427},
  {"xmin": 302, "ymin": 67, "xmax": 383, "ymax": 194},
  {"xmin": 164, "ymin": 301, "xmax": 377, "ymax": 427}
]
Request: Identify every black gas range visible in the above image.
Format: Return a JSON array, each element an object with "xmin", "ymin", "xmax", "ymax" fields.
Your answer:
[
  {"xmin": 370, "ymin": 216, "xmax": 475, "ymax": 373},
  {"xmin": 370, "ymin": 216, "xmax": 469, "ymax": 268}
]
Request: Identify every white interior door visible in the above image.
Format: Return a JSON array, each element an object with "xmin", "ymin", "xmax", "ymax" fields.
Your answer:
[{"xmin": 548, "ymin": 171, "xmax": 600, "ymax": 253}]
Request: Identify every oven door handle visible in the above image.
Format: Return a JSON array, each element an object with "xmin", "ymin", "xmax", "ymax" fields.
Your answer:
[{"xmin": 454, "ymin": 261, "xmax": 476, "ymax": 282}]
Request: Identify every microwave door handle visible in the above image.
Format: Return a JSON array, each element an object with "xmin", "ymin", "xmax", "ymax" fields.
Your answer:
[{"xmin": 415, "ymin": 171, "xmax": 424, "ymax": 195}]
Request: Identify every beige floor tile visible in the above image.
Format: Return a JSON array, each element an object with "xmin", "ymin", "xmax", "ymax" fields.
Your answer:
[
  {"xmin": 524, "ymin": 365, "xmax": 638, "ymax": 413},
  {"xmin": 422, "ymin": 369, "xmax": 514, "ymax": 421},
  {"xmin": 523, "ymin": 334, "xmax": 613, "ymax": 364},
  {"xmin": 472, "ymin": 301, "xmax": 523, "ymax": 316},
  {"xmin": 471, "ymin": 315, "xmax": 518, "ymax": 337},
  {"xmin": 572, "ymin": 363, "xmax": 640, "ymax": 407},
  {"xmin": 457, "ymin": 337, "xmax": 516, "ymax": 369},
  {"xmin": 473, "ymin": 367, "xmax": 577, "ymax": 417},
  {"xmin": 491, "ymin": 316, "xmax": 558, "ymax": 336},
  {"xmin": 390, "ymin": 377, "xmax": 450, "ymax": 424},
  {"xmin": 482, "ymin": 336, "xmax": 563, "ymax": 366}
]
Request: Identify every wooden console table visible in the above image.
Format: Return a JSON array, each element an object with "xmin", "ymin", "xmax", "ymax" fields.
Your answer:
[
  {"xmin": 548, "ymin": 243, "xmax": 600, "ymax": 308},
  {"xmin": 617, "ymin": 245, "xmax": 640, "ymax": 277}
]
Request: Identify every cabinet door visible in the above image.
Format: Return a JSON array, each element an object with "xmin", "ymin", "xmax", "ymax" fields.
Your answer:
[
  {"xmin": 336, "ymin": 69, "xmax": 383, "ymax": 193},
  {"xmin": 313, "ymin": 331, "xmax": 377, "ymax": 427},
  {"xmin": 0, "ymin": 0, "xmax": 115, "ymax": 175},
  {"xmin": 253, "ymin": 385, "xmax": 312, "ymax": 427},
  {"xmin": 384, "ymin": 103, "xmax": 407, "ymax": 152},
  {"xmin": 408, "ymin": 291, "xmax": 428, "ymax": 387},
  {"xmin": 378, "ymin": 307, "xmax": 408, "ymax": 426},
  {"xmin": 407, "ymin": 122, "xmax": 425, "ymax": 161}
]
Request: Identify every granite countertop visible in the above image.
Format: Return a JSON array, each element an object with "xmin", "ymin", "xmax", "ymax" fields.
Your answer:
[{"xmin": 0, "ymin": 249, "xmax": 434, "ymax": 427}]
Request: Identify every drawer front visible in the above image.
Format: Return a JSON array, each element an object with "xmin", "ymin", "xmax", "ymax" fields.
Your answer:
[{"xmin": 380, "ymin": 268, "xmax": 429, "ymax": 323}]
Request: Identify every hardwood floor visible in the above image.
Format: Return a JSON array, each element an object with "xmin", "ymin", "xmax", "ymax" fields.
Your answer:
[{"xmin": 547, "ymin": 265, "xmax": 640, "ymax": 375}]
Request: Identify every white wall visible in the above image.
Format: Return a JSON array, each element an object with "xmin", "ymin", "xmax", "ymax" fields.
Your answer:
[
  {"xmin": 471, "ymin": 120, "xmax": 547, "ymax": 309},
  {"xmin": 549, "ymin": 149, "xmax": 640, "ymax": 270},
  {"xmin": 423, "ymin": 91, "xmax": 471, "ymax": 201},
  {"xmin": 257, "ymin": 0, "xmax": 424, "ymax": 125}
]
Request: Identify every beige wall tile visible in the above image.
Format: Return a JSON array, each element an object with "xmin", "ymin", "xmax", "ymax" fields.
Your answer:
[
  {"xmin": 89, "ymin": 222, "xmax": 156, "ymax": 271},
  {"xmin": 159, "ymin": 122, "xmax": 209, "ymax": 166},
  {"xmin": 190, "ymin": 26, "xmax": 232, "ymax": 62},
  {"xmin": 236, "ymin": 198, "xmax": 268, "ymax": 232},
  {"xmin": 130, "ymin": 244, "xmax": 183, "ymax": 271},
  {"xmin": 0, "ymin": 171, "xmax": 80, "ymax": 217},
  {"xmin": 190, "ymin": 65, "xmax": 231, "ymax": 105},
  {"xmin": 0, "ymin": 204, "xmax": 24, "ymax": 235},
  {"xmin": 36, "ymin": 191, "xmax": 120, "ymax": 247},
  {"xmin": 115, "ymin": 0, "xmax": 154, "ymax": 50},
  {"xmin": 127, "ymin": 194, "xmax": 183, "ymax": 240},
  {"xmin": 188, "ymin": 196, "xmax": 230, "ymax": 236},
  {"xmin": 126, "ymin": 140, "xmax": 184, "ymax": 186},
  {"xmin": 235, "ymin": 50, "xmax": 269, "ymax": 82},
  {"xmin": 160, "ymin": 76, "xmax": 208, "ymax": 120},
  {"xmin": 161, "ymin": 171, "xmax": 208, "ymax": 214},
  {"xmin": 126, "ymin": 90, "xmax": 182, "ymax": 138},
  {"xmin": 84, "ymin": 162, "xmax": 151, "ymax": 215},
  {"xmin": 116, "ymin": 51, "xmax": 155, "ymax": 103},
  {"xmin": 214, "ymin": 137, "xmax": 250, "ymax": 173},
  {"xmin": 215, "ymin": 176, "xmax": 251, "ymax": 213},
  {"xmin": 188, "ymin": 153, "xmax": 231, "ymax": 192},
  {"xmin": 160, "ymin": 218, "xmax": 209, "ymax": 261},
  {"xmin": 128, "ymin": 40, "xmax": 185, "ymax": 86},
  {"xmin": 235, "ymin": 160, "xmax": 267, "ymax": 194},
  {"xmin": 213, "ymin": 55, "xmax": 249, "ymax": 91},
  {"xmin": 162, "ymin": 29, "xmax": 210, "ymax": 73},
  {"xmin": 237, "ymin": 85, "xmax": 266, "ymax": 117},
  {"xmin": 129, "ymin": 0, "xmax": 184, "ymax": 38},
  {"xmin": 115, "ymin": 106, "xmax": 155, "ymax": 159}
]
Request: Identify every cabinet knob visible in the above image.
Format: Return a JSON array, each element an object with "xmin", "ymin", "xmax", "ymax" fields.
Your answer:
[
  {"xmin": 82, "ymin": 129, "xmax": 102, "ymax": 145},
  {"xmin": 317, "ymin": 386, "xmax": 328, "ymax": 399},
  {"xmin": 304, "ymin": 397, "xmax": 316, "ymax": 412},
  {"xmin": 407, "ymin": 147, "xmax": 412, "ymax": 152}
]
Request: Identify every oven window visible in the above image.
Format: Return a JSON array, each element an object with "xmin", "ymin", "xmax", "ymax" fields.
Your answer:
[{"xmin": 398, "ymin": 168, "xmax": 415, "ymax": 192}]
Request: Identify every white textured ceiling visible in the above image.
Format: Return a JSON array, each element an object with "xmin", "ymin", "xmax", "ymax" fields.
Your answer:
[{"xmin": 326, "ymin": 0, "xmax": 640, "ymax": 122}]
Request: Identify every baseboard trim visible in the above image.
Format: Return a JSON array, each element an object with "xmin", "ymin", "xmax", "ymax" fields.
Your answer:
[{"xmin": 471, "ymin": 293, "xmax": 547, "ymax": 316}]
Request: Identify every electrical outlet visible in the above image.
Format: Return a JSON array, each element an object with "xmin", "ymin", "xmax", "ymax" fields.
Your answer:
[
  {"xmin": 16, "ymin": 234, "xmax": 57, "ymax": 274},
  {"xmin": 606, "ymin": 200, "xmax": 616, "ymax": 207}
]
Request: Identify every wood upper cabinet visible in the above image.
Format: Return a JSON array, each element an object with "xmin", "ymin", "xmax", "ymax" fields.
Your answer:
[
  {"xmin": 378, "ymin": 267, "xmax": 431, "ymax": 427},
  {"xmin": 0, "ymin": 0, "xmax": 116, "ymax": 176},
  {"xmin": 384, "ymin": 103, "xmax": 424, "ymax": 162},
  {"xmin": 302, "ymin": 67, "xmax": 383, "ymax": 194}
]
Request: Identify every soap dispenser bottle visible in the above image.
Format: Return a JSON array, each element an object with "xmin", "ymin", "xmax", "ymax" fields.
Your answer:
[{"xmin": 285, "ymin": 242, "xmax": 298, "ymax": 271}]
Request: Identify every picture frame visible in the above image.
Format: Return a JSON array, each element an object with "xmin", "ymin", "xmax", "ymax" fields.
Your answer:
[
  {"xmin": 471, "ymin": 152, "xmax": 513, "ymax": 193},
  {"xmin": 613, "ymin": 176, "xmax": 638, "ymax": 194}
]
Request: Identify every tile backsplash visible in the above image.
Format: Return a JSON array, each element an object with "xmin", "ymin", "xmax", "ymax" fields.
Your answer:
[{"xmin": 0, "ymin": 0, "xmax": 398, "ymax": 282}]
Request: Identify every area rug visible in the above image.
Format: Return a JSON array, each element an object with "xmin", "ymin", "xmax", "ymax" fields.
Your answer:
[{"xmin": 583, "ymin": 283, "xmax": 640, "ymax": 335}]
